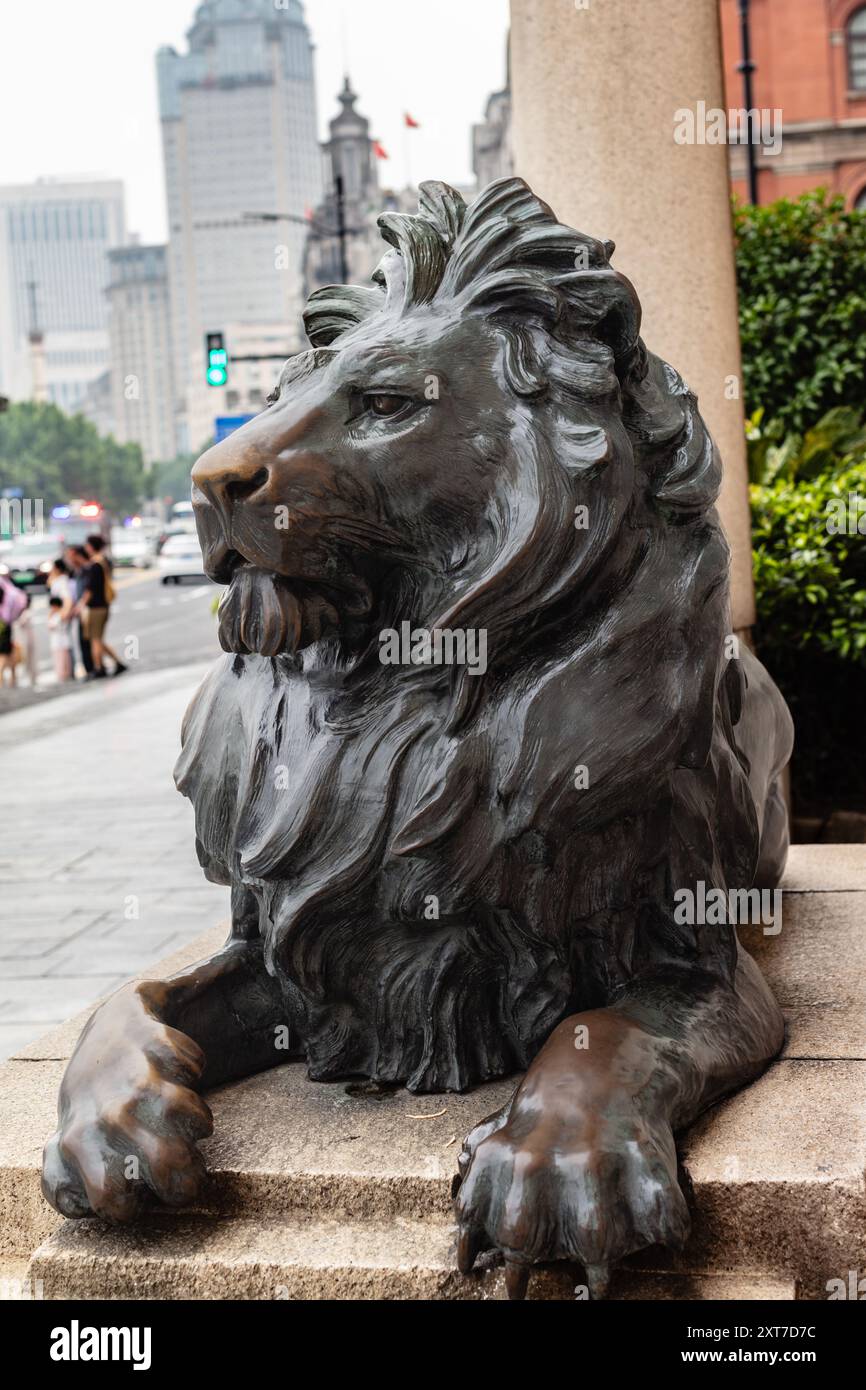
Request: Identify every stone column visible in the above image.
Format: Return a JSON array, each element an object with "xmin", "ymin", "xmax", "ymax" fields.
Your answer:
[{"xmin": 509, "ymin": 0, "xmax": 755, "ymax": 628}]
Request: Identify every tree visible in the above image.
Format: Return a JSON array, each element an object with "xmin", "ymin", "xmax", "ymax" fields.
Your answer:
[
  {"xmin": 146, "ymin": 453, "xmax": 197, "ymax": 508},
  {"xmin": 734, "ymin": 191, "xmax": 866, "ymax": 434},
  {"xmin": 0, "ymin": 401, "xmax": 145, "ymax": 516}
]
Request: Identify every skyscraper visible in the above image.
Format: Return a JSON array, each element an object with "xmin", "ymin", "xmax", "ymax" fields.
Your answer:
[
  {"xmin": 0, "ymin": 178, "xmax": 126, "ymax": 410},
  {"xmin": 156, "ymin": 0, "xmax": 323, "ymax": 454},
  {"xmin": 106, "ymin": 244, "xmax": 175, "ymax": 467}
]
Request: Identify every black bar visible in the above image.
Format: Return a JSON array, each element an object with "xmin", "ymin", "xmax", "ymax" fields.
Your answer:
[{"xmin": 10, "ymin": 1294, "xmax": 862, "ymax": 1375}]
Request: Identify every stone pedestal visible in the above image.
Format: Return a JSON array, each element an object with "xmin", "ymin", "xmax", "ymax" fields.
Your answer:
[
  {"xmin": 2, "ymin": 847, "xmax": 864, "ymax": 1300},
  {"xmin": 509, "ymin": 0, "xmax": 755, "ymax": 629}
]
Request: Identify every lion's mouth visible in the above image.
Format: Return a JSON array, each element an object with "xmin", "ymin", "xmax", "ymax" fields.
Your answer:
[{"xmin": 217, "ymin": 565, "xmax": 341, "ymax": 657}]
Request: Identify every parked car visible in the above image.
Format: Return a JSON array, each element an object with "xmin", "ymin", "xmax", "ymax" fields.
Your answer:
[
  {"xmin": 158, "ymin": 532, "xmax": 207, "ymax": 585},
  {"xmin": 0, "ymin": 536, "xmax": 62, "ymax": 588}
]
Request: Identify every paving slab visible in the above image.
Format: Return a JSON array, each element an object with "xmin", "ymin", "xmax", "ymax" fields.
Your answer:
[
  {"xmin": 779, "ymin": 843, "xmax": 866, "ymax": 893},
  {"xmin": 0, "ymin": 664, "xmax": 230, "ymax": 1062},
  {"xmin": 739, "ymin": 891, "xmax": 866, "ymax": 1058}
]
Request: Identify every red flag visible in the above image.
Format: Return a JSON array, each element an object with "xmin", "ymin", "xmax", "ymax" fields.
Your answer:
[
  {"xmin": 373, "ymin": 141, "xmax": 389, "ymax": 160},
  {"xmin": 404, "ymin": 113, "xmax": 420, "ymax": 129}
]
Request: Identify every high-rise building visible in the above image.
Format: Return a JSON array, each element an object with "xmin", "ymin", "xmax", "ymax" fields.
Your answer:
[
  {"xmin": 106, "ymin": 243, "xmax": 175, "ymax": 467},
  {"xmin": 0, "ymin": 178, "xmax": 126, "ymax": 410},
  {"xmin": 156, "ymin": 0, "xmax": 323, "ymax": 454}
]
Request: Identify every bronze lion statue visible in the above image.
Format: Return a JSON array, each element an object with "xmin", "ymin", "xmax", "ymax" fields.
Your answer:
[{"xmin": 43, "ymin": 177, "xmax": 793, "ymax": 1300}]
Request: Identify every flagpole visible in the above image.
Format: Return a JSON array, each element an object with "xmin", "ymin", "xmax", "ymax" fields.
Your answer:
[
  {"xmin": 402, "ymin": 114, "xmax": 421, "ymax": 194},
  {"xmin": 403, "ymin": 120, "xmax": 412, "ymax": 193}
]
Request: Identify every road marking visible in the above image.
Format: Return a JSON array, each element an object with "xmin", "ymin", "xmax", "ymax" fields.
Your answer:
[
  {"xmin": 113, "ymin": 567, "xmax": 159, "ymax": 592},
  {"xmin": 179, "ymin": 585, "xmax": 210, "ymax": 602}
]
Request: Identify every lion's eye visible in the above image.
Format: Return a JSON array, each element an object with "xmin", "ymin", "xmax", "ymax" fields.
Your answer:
[{"xmin": 364, "ymin": 393, "xmax": 410, "ymax": 419}]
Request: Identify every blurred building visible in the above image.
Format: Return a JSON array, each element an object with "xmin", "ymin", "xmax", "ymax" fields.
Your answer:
[
  {"xmin": 0, "ymin": 177, "xmax": 126, "ymax": 410},
  {"xmin": 78, "ymin": 369, "xmax": 115, "ymax": 441},
  {"xmin": 156, "ymin": 0, "xmax": 323, "ymax": 455},
  {"xmin": 106, "ymin": 244, "xmax": 175, "ymax": 468},
  {"xmin": 303, "ymin": 78, "xmax": 384, "ymax": 295},
  {"xmin": 472, "ymin": 43, "xmax": 513, "ymax": 190},
  {"xmin": 720, "ymin": 0, "xmax": 866, "ymax": 208}
]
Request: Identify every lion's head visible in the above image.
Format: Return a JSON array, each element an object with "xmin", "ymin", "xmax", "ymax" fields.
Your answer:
[{"xmin": 192, "ymin": 177, "xmax": 721, "ymax": 688}]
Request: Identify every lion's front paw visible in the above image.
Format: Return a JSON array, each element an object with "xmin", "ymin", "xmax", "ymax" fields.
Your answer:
[
  {"xmin": 42, "ymin": 984, "xmax": 214, "ymax": 1223},
  {"xmin": 454, "ymin": 1098, "xmax": 690, "ymax": 1300}
]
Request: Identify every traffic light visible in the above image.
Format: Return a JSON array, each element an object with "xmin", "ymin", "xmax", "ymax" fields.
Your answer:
[{"xmin": 205, "ymin": 333, "xmax": 228, "ymax": 388}]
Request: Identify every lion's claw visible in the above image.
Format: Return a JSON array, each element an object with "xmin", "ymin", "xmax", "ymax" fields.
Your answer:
[
  {"xmin": 41, "ymin": 983, "xmax": 214, "ymax": 1223},
  {"xmin": 504, "ymin": 1259, "xmax": 531, "ymax": 1301},
  {"xmin": 585, "ymin": 1262, "xmax": 612, "ymax": 1300},
  {"xmin": 456, "ymin": 1222, "xmax": 487, "ymax": 1275},
  {"xmin": 453, "ymin": 1085, "xmax": 690, "ymax": 1300}
]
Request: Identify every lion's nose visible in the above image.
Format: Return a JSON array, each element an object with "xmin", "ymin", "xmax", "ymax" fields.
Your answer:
[{"xmin": 192, "ymin": 436, "xmax": 271, "ymax": 523}]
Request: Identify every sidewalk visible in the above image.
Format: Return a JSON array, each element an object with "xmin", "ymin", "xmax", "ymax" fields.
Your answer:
[{"xmin": 0, "ymin": 663, "xmax": 230, "ymax": 1061}]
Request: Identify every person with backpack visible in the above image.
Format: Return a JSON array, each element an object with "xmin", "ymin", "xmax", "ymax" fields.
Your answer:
[
  {"xmin": 0, "ymin": 574, "xmax": 27, "ymax": 687},
  {"xmin": 73, "ymin": 535, "xmax": 127, "ymax": 679}
]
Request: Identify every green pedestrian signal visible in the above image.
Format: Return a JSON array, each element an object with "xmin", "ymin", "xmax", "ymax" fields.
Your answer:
[{"xmin": 206, "ymin": 333, "xmax": 228, "ymax": 387}]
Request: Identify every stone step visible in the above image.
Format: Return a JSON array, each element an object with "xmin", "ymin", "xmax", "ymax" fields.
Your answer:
[
  {"xmin": 28, "ymin": 1213, "xmax": 798, "ymax": 1301},
  {"xmin": 2, "ymin": 846, "xmax": 864, "ymax": 1299}
]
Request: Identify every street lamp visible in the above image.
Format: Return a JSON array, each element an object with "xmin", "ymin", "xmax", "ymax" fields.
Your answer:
[{"xmin": 244, "ymin": 172, "xmax": 352, "ymax": 285}]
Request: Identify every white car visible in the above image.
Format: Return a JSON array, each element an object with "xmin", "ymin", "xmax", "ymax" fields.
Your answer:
[
  {"xmin": 110, "ymin": 525, "xmax": 154, "ymax": 569},
  {"xmin": 158, "ymin": 533, "xmax": 207, "ymax": 584}
]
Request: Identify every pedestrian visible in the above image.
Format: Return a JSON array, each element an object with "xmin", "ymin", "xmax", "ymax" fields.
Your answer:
[
  {"xmin": 0, "ymin": 575, "xmax": 26, "ymax": 688},
  {"xmin": 48, "ymin": 558, "xmax": 74, "ymax": 614},
  {"xmin": 47, "ymin": 594, "xmax": 74, "ymax": 682},
  {"xmin": 74, "ymin": 534, "xmax": 127, "ymax": 679},
  {"xmin": 64, "ymin": 547, "xmax": 94, "ymax": 678},
  {"xmin": 15, "ymin": 592, "xmax": 39, "ymax": 688}
]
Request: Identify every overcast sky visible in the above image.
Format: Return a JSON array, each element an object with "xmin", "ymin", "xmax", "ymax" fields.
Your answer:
[{"xmin": 0, "ymin": 0, "xmax": 510, "ymax": 242}]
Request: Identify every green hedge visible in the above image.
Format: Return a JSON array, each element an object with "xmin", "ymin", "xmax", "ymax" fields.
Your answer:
[
  {"xmin": 751, "ymin": 463, "xmax": 866, "ymax": 662},
  {"xmin": 750, "ymin": 459, "xmax": 866, "ymax": 810},
  {"xmin": 734, "ymin": 192, "xmax": 866, "ymax": 434},
  {"xmin": 736, "ymin": 194, "xmax": 866, "ymax": 813}
]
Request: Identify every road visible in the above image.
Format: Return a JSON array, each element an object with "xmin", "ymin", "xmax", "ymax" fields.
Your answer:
[{"xmin": 0, "ymin": 569, "xmax": 223, "ymax": 716}]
